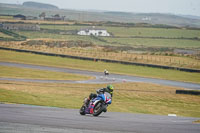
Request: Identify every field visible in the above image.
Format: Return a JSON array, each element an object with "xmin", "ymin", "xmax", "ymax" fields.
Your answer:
[
  {"xmin": 0, "ymin": 17, "xmax": 200, "ymax": 70},
  {"xmin": 0, "ymin": 18, "xmax": 199, "ymax": 69},
  {"xmin": 40, "ymin": 24, "xmax": 200, "ymax": 38},
  {"xmin": 0, "ymin": 32, "xmax": 13, "ymax": 38},
  {"xmin": 13, "ymin": 30, "xmax": 200, "ymax": 48},
  {"xmin": 1, "ymin": 40, "xmax": 200, "ymax": 69},
  {"xmin": 0, "ymin": 65, "xmax": 93, "ymax": 81},
  {"xmin": 0, "ymin": 50, "xmax": 200, "ymax": 83},
  {"xmin": 16, "ymin": 31, "xmax": 98, "ymax": 42},
  {"xmin": 0, "ymin": 16, "xmax": 200, "ymax": 118},
  {"xmin": 0, "ymin": 81, "xmax": 200, "ymax": 117},
  {"xmin": 106, "ymin": 27, "xmax": 200, "ymax": 38}
]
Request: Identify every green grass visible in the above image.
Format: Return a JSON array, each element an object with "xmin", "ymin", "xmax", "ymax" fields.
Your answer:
[
  {"xmin": 0, "ymin": 82, "xmax": 200, "ymax": 117},
  {"xmin": 40, "ymin": 25, "xmax": 200, "ymax": 39},
  {"xmin": 0, "ymin": 15, "xmax": 13, "ymax": 19},
  {"xmin": 15, "ymin": 31, "xmax": 106, "ymax": 45},
  {"xmin": 105, "ymin": 27, "xmax": 200, "ymax": 38},
  {"xmin": 15, "ymin": 30, "xmax": 200, "ymax": 49},
  {"xmin": 40, "ymin": 25, "xmax": 84, "ymax": 30},
  {"xmin": 103, "ymin": 37, "xmax": 200, "ymax": 48},
  {"xmin": 0, "ymin": 32, "xmax": 13, "ymax": 38},
  {"xmin": 0, "ymin": 49, "xmax": 200, "ymax": 83},
  {"xmin": 16, "ymin": 31, "xmax": 68, "ymax": 40},
  {"xmin": 0, "ymin": 66, "xmax": 93, "ymax": 80}
]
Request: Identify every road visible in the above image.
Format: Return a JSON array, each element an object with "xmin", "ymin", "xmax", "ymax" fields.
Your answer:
[
  {"xmin": 0, "ymin": 104, "xmax": 199, "ymax": 133},
  {"xmin": 0, "ymin": 62, "xmax": 200, "ymax": 90}
]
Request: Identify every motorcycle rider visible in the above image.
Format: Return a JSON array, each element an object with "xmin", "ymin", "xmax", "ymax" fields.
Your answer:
[
  {"xmin": 104, "ymin": 69, "xmax": 109, "ymax": 76},
  {"xmin": 85, "ymin": 84, "xmax": 114, "ymax": 106}
]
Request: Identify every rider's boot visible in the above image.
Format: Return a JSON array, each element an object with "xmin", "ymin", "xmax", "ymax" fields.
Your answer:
[
  {"xmin": 103, "ymin": 108, "xmax": 107, "ymax": 112},
  {"xmin": 84, "ymin": 98, "xmax": 90, "ymax": 106}
]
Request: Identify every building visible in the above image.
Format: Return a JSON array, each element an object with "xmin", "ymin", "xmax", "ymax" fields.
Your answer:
[
  {"xmin": 26, "ymin": 16, "xmax": 37, "ymax": 20},
  {"xmin": 77, "ymin": 27, "xmax": 110, "ymax": 36},
  {"xmin": 13, "ymin": 14, "xmax": 26, "ymax": 20},
  {"xmin": 142, "ymin": 17, "xmax": 152, "ymax": 21},
  {"xmin": 2, "ymin": 24, "xmax": 40, "ymax": 31},
  {"xmin": 44, "ymin": 14, "xmax": 65, "ymax": 21}
]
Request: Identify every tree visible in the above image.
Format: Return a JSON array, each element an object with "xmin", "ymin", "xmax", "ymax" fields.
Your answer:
[
  {"xmin": 39, "ymin": 12, "xmax": 46, "ymax": 19},
  {"xmin": 54, "ymin": 14, "xmax": 60, "ymax": 18}
]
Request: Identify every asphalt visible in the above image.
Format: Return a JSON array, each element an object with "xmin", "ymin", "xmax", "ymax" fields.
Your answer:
[
  {"xmin": 0, "ymin": 104, "xmax": 199, "ymax": 133},
  {"xmin": 0, "ymin": 62, "xmax": 200, "ymax": 90}
]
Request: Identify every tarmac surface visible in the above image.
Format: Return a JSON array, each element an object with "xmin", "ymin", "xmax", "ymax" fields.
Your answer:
[
  {"xmin": 0, "ymin": 62, "xmax": 200, "ymax": 90},
  {"xmin": 0, "ymin": 104, "xmax": 199, "ymax": 133}
]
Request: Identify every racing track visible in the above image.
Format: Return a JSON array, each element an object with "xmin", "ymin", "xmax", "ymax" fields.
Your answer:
[
  {"xmin": 0, "ymin": 62, "xmax": 200, "ymax": 90},
  {"xmin": 0, "ymin": 103, "xmax": 199, "ymax": 133},
  {"xmin": 0, "ymin": 62, "xmax": 200, "ymax": 132}
]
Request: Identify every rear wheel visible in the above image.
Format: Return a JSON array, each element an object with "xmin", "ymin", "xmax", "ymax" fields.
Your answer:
[{"xmin": 79, "ymin": 105, "xmax": 86, "ymax": 115}]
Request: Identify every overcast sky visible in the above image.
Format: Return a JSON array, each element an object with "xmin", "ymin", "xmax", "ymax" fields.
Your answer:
[{"xmin": 1, "ymin": 0, "xmax": 200, "ymax": 16}]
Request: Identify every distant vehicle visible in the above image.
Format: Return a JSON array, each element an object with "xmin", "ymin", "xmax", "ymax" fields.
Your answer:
[{"xmin": 104, "ymin": 69, "xmax": 109, "ymax": 76}]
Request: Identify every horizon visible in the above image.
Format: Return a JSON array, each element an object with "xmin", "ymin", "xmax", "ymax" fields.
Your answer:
[{"xmin": 0, "ymin": 0, "xmax": 200, "ymax": 17}]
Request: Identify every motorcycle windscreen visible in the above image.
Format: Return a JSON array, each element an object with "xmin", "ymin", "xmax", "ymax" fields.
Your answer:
[{"xmin": 104, "ymin": 92, "xmax": 112, "ymax": 104}]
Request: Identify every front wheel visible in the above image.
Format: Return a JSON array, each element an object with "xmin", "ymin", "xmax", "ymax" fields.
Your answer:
[{"xmin": 93, "ymin": 102, "xmax": 105, "ymax": 116}]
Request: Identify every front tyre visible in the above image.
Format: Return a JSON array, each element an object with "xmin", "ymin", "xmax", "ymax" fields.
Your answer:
[{"xmin": 93, "ymin": 102, "xmax": 104, "ymax": 116}]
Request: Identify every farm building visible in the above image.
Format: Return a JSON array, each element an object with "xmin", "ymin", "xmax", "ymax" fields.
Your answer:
[
  {"xmin": 13, "ymin": 14, "xmax": 26, "ymax": 20},
  {"xmin": 44, "ymin": 14, "xmax": 65, "ymax": 21},
  {"xmin": 2, "ymin": 23, "xmax": 40, "ymax": 31},
  {"xmin": 26, "ymin": 16, "xmax": 38, "ymax": 20},
  {"xmin": 77, "ymin": 27, "xmax": 110, "ymax": 36}
]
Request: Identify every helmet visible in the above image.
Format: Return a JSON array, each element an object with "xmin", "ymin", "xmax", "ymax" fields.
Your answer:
[{"xmin": 107, "ymin": 85, "xmax": 114, "ymax": 93}]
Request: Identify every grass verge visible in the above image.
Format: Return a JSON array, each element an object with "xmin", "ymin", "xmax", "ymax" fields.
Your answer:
[
  {"xmin": 0, "ymin": 49, "xmax": 200, "ymax": 83},
  {"xmin": 193, "ymin": 120, "xmax": 200, "ymax": 123},
  {"xmin": 0, "ymin": 81, "xmax": 200, "ymax": 117},
  {"xmin": 0, "ymin": 66, "xmax": 93, "ymax": 81}
]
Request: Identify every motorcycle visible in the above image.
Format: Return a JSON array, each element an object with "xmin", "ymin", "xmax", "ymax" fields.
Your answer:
[
  {"xmin": 104, "ymin": 70, "xmax": 109, "ymax": 76},
  {"xmin": 79, "ymin": 92, "xmax": 112, "ymax": 116}
]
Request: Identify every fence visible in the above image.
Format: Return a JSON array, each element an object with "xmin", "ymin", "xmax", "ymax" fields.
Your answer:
[
  {"xmin": 55, "ymin": 48, "xmax": 200, "ymax": 70},
  {"xmin": 0, "ymin": 46, "xmax": 200, "ymax": 73}
]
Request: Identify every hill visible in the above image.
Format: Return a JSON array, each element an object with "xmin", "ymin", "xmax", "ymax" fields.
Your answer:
[
  {"xmin": 22, "ymin": 1, "xmax": 58, "ymax": 9},
  {"xmin": 0, "ymin": 3, "xmax": 200, "ymax": 28}
]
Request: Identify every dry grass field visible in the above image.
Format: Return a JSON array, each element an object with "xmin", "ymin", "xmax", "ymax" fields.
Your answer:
[
  {"xmin": 0, "ymin": 81, "xmax": 200, "ymax": 117},
  {"xmin": 0, "ymin": 49, "xmax": 200, "ymax": 83},
  {"xmin": 0, "ymin": 40, "xmax": 199, "ymax": 69}
]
